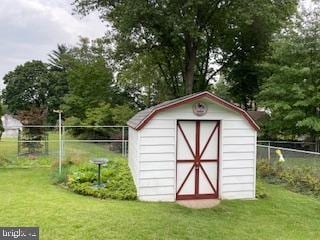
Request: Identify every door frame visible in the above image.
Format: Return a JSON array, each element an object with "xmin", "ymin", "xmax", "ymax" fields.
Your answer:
[{"xmin": 175, "ymin": 120, "xmax": 220, "ymax": 200}]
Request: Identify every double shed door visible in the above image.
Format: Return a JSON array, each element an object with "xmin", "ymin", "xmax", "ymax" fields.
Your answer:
[{"xmin": 176, "ymin": 120, "xmax": 220, "ymax": 200}]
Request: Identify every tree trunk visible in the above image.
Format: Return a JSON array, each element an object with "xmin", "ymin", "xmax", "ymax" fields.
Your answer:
[{"xmin": 183, "ymin": 33, "xmax": 197, "ymax": 95}]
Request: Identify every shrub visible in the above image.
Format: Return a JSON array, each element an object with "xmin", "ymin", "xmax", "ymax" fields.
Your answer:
[
  {"xmin": 66, "ymin": 158, "xmax": 137, "ymax": 200},
  {"xmin": 51, "ymin": 156, "xmax": 83, "ymax": 184},
  {"xmin": 0, "ymin": 156, "xmax": 11, "ymax": 167},
  {"xmin": 257, "ymin": 160, "xmax": 320, "ymax": 197},
  {"xmin": 51, "ymin": 166, "xmax": 71, "ymax": 184},
  {"xmin": 256, "ymin": 181, "xmax": 268, "ymax": 199}
]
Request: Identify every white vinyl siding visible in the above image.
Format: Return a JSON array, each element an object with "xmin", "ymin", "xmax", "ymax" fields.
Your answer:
[
  {"xmin": 220, "ymin": 120, "xmax": 256, "ymax": 199},
  {"xmin": 128, "ymin": 128, "xmax": 140, "ymax": 189},
  {"xmin": 128, "ymin": 96, "xmax": 257, "ymax": 201}
]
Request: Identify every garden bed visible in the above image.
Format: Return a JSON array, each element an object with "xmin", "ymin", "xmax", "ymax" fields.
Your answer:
[
  {"xmin": 257, "ymin": 160, "xmax": 320, "ymax": 197},
  {"xmin": 65, "ymin": 157, "xmax": 136, "ymax": 200}
]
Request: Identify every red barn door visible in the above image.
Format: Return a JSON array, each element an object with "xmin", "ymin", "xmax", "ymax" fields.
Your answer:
[{"xmin": 176, "ymin": 120, "xmax": 220, "ymax": 200}]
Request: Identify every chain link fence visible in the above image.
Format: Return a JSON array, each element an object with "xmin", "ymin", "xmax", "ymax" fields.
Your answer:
[
  {"xmin": 257, "ymin": 144, "xmax": 320, "ymax": 173},
  {"xmin": 258, "ymin": 140, "xmax": 320, "ymax": 153},
  {"xmin": 0, "ymin": 125, "xmax": 128, "ymax": 169},
  {"xmin": 2, "ymin": 129, "xmax": 320, "ymax": 174}
]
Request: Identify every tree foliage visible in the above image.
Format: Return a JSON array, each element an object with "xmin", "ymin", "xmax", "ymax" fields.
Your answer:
[
  {"xmin": 73, "ymin": 0, "xmax": 298, "ymax": 101},
  {"xmin": 222, "ymin": 1, "xmax": 297, "ymax": 109},
  {"xmin": 17, "ymin": 107, "xmax": 48, "ymax": 155},
  {"xmin": 117, "ymin": 53, "xmax": 172, "ymax": 108},
  {"xmin": 211, "ymin": 77, "xmax": 232, "ymax": 102},
  {"xmin": 0, "ymin": 103, "xmax": 4, "ymax": 138},
  {"xmin": 2, "ymin": 59, "xmax": 70, "ymax": 124},
  {"xmin": 2, "ymin": 38, "xmax": 135, "ymax": 127},
  {"xmin": 258, "ymin": 8, "xmax": 320, "ymax": 140},
  {"xmin": 2, "ymin": 61, "xmax": 50, "ymax": 113},
  {"xmin": 48, "ymin": 44, "xmax": 69, "ymax": 71},
  {"xmin": 61, "ymin": 38, "xmax": 135, "ymax": 128},
  {"xmin": 62, "ymin": 38, "xmax": 131, "ymax": 118}
]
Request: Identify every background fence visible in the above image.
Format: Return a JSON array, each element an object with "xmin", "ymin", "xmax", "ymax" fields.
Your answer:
[
  {"xmin": 0, "ymin": 125, "xmax": 128, "ymax": 169},
  {"xmin": 258, "ymin": 140, "xmax": 320, "ymax": 153},
  {"xmin": 257, "ymin": 144, "xmax": 320, "ymax": 173},
  {"xmin": 1, "ymin": 126, "xmax": 320, "ymax": 174}
]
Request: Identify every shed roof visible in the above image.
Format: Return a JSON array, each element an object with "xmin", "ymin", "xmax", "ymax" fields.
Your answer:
[{"xmin": 127, "ymin": 91, "xmax": 259, "ymax": 131}]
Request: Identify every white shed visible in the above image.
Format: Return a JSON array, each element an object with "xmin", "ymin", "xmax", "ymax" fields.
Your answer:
[{"xmin": 127, "ymin": 91, "xmax": 259, "ymax": 202}]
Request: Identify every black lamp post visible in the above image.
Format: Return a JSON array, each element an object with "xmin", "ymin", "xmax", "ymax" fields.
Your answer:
[{"xmin": 91, "ymin": 158, "xmax": 108, "ymax": 188}]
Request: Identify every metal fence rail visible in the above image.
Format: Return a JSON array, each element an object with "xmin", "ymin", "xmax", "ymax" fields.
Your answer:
[
  {"xmin": 2, "ymin": 127, "xmax": 320, "ymax": 174},
  {"xmin": 258, "ymin": 140, "xmax": 320, "ymax": 153},
  {"xmin": 257, "ymin": 144, "xmax": 320, "ymax": 172},
  {"xmin": 0, "ymin": 125, "xmax": 128, "ymax": 171}
]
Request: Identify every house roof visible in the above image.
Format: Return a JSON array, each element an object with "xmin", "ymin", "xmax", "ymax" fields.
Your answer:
[
  {"xmin": 127, "ymin": 91, "xmax": 260, "ymax": 131},
  {"xmin": 247, "ymin": 111, "xmax": 269, "ymax": 123}
]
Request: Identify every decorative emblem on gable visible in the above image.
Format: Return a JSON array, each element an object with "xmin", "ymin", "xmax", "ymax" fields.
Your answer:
[{"xmin": 192, "ymin": 102, "xmax": 208, "ymax": 116}]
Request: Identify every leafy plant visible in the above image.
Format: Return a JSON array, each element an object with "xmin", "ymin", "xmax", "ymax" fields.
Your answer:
[
  {"xmin": 257, "ymin": 160, "xmax": 320, "ymax": 197},
  {"xmin": 256, "ymin": 181, "xmax": 268, "ymax": 199},
  {"xmin": 50, "ymin": 153, "xmax": 87, "ymax": 184},
  {"xmin": 66, "ymin": 158, "xmax": 137, "ymax": 200},
  {"xmin": 258, "ymin": 8, "xmax": 320, "ymax": 141}
]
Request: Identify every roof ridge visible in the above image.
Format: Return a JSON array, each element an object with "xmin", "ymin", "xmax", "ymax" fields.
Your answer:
[{"xmin": 127, "ymin": 91, "xmax": 259, "ymax": 131}]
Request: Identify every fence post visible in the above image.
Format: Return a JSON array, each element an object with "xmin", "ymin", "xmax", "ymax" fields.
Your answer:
[
  {"xmin": 59, "ymin": 113, "xmax": 62, "ymax": 174},
  {"xmin": 268, "ymin": 141, "xmax": 271, "ymax": 163},
  {"xmin": 17, "ymin": 129, "xmax": 21, "ymax": 157},
  {"xmin": 54, "ymin": 110, "xmax": 63, "ymax": 175},
  {"xmin": 122, "ymin": 126, "xmax": 125, "ymax": 157},
  {"xmin": 62, "ymin": 126, "xmax": 65, "ymax": 163}
]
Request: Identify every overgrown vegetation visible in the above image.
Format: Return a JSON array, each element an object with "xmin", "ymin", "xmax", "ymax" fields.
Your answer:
[{"xmin": 257, "ymin": 160, "xmax": 320, "ymax": 197}]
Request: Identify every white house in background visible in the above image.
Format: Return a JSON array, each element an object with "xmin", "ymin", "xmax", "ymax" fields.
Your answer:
[
  {"xmin": 1, "ymin": 114, "xmax": 23, "ymax": 137},
  {"xmin": 127, "ymin": 91, "xmax": 259, "ymax": 202}
]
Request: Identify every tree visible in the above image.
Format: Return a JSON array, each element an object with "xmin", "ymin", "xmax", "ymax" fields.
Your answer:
[
  {"xmin": 48, "ymin": 44, "xmax": 69, "ymax": 71},
  {"xmin": 211, "ymin": 77, "xmax": 232, "ymax": 102},
  {"xmin": 117, "ymin": 53, "xmax": 173, "ymax": 108},
  {"xmin": 0, "ymin": 103, "xmax": 4, "ymax": 139},
  {"xmin": 2, "ymin": 60, "xmax": 69, "ymax": 123},
  {"xmin": 61, "ymin": 38, "xmax": 115, "ymax": 119},
  {"xmin": 258, "ymin": 8, "xmax": 320, "ymax": 141},
  {"xmin": 17, "ymin": 107, "xmax": 48, "ymax": 155},
  {"xmin": 47, "ymin": 44, "xmax": 71, "ymax": 123},
  {"xmin": 73, "ymin": 0, "xmax": 298, "ymax": 97},
  {"xmin": 2, "ymin": 61, "xmax": 50, "ymax": 114},
  {"xmin": 62, "ymin": 38, "xmax": 135, "ymax": 127},
  {"xmin": 221, "ymin": 3, "xmax": 291, "ymax": 110},
  {"xmin": 111, "ymin": 104, "xmax": 135, "ymax": 125}
]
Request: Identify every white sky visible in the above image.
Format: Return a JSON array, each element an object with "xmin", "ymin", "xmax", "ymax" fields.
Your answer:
[
  {"xmin": 0, "ymin": 0, "xmax": 314, "ymax": 91},
  {"xmin": 0, "ymin": 0, "xmax": 106, "ymax": 91}
]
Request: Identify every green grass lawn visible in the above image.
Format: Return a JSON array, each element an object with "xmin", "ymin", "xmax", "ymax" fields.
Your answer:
[
  {"xmin": 0, "ymin": 133, "xmax": 122, "ymax": 168},
  {"xmin": 0, "ymin": 168, "xmax": 320, "ymax": 240}
]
